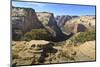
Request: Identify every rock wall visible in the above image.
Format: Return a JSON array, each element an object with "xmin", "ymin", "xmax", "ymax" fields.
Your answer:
[
  {"xmin": 55, "ymin": 15, "xmax": 78, "ymax": 28},
  {"xmin": 12, "ymin": 7, "xmax": 43, "ymax": 33},
  {"xmin": 64, "ymin": 16, "xmax": 95, "ymax": 34},
  {"xmin": 36, "ymin": 12, "xmax": 67, "ymax": 41}
]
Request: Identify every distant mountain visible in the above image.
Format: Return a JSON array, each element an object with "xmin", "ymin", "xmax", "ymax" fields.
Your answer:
[
  {"xmin": 55, "ymin": 15, "xmax": 78, "ymax": 28},
  {"xmin": 64, "ymin": 16, "xmax": 96, "ymax": 34}
]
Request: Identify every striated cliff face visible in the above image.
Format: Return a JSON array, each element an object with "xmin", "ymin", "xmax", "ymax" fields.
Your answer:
[
  {"xmin": 12, "ymin": 7, "xmax": 44, "ymax": 40},
  {"xmin": 65, "ymin": 16, "xmax": 96, "ymax": 27},
  {"xmin": 55, "ymin": 15, "xmax": 78, "ymax": 28},
  {"xmin": 36, "ymin": 12, "xmax": 68, "ymax": 41},
  {"xmin": 64, "ymin": 16, "xmax": 96, "ymax": 34},
  {"xmin": 12, "ymin": 7, "xmax": 43, "ymax": 33}
]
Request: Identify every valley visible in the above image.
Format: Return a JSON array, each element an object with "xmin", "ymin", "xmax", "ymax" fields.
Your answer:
[{"xmin": 11, "ymin": 7, "xmax": 96, "ymax": 66}]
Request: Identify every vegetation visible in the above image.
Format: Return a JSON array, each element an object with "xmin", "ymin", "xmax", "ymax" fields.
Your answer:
[
  {"xmin": 23, "ymin": 29, "xmax": 52, "ymax": 41},
  {"xmin": 67, "ymin": 29, "xmax": 95, "ymax": 45}
]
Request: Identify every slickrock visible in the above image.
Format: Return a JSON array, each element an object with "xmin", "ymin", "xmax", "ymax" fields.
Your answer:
[
  {"xmin": 12, "ymin": 40, "xmax": 51, "ymax": 65},
  {"xmin": 62, "ymin": 40, "xmax": 96, "ymax": 62}
]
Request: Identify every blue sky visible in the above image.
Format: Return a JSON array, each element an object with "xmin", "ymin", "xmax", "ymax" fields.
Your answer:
[{"xmin": 12, "ymin": 1, "xmax": 96, "ymax": 16}]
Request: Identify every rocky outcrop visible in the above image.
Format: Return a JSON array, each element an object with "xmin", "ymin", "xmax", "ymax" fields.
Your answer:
[
  {"xmin": 12, "ymin": 7, "xmax": 44, "ymax": 40},
  {"xmin": 55, "ymin": 15, "xmax": 78, "ymax": 28},
  {"xmin": 64, "ymin": 16, "xmax": 95, "ymax": 34},
  {"xmin": 63, "ymin": 40, "xmax": 96, "ymax": 61},
  {"xmin": 64, "ymin": 23, "xmax": 87, "ymax": 34},
  {"xmin": 37, "ymin": 12, "xmax": 68, "ymax": 41},
  {"xmin": 12, "ymin": 7, "xmax": 43, "ymax": 33},
  {"xmin": 12, "ymin": 40, "xmax": 57, "ymax": 65},
  {"xmin": 12, "ymin": 40, "xmax": 95, "ymax": 65}
]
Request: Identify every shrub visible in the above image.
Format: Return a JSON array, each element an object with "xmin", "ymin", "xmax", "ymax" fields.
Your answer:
[
  {"xmin": 67, "ymin": 30, "xmax": 95, "ymax": 45},
  {"xmin": 23, "ymin": 29, "xmax": 52, "ymax": 41}
]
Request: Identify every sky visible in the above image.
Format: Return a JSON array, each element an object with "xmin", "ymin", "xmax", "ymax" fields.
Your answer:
[{"xmin": 12, "ymin": 1, "xmax": 96, "ymax": 16}]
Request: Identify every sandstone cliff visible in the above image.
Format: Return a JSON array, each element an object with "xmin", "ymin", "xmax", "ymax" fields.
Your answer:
[
  {"xmin": 55, "ymin": 15, "xmax": 78, "ymax": 28},
  {"xmin": 12, "ymin": 7, "xmax": 44, "ymax": 40},
  {"xmin": 64, "ymin": 16, "xmax": 95, "ymax": 34},
  {"xmin": 12, "ymin": 7, "xmax": 43, "ymax": 33},
  {"xmin": 36, "ymin": 12, "xmax": 68, "ymax": 41}
]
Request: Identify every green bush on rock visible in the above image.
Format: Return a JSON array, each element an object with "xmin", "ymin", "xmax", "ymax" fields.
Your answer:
[
  {"xmin": 23, "ymin": 29, "xmax": 52, "ymax": 41},
  {"xmin": 67, "ymin": 30, "xmax": 95, "ymax": 45}
]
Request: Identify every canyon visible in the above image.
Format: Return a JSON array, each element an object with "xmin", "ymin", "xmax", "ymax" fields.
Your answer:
[{"xmin": 11, "ymin": 7, "xmax": 96, "ymax": 66}]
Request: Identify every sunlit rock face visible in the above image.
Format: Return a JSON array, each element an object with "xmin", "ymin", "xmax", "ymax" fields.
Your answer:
[
  {"xmin": 64, "ymin": 16, "xmax": 96, "ymax": 34},
  {"xmin": 12, "ymin": 40, "xmax": 55, "ymax": 65},
  {"xmin": 12, "ymin": 7, "xmax": 43, "ymax": 33},
  {"xmin": 12, "ymin": 7, "xmax": 44, "ymax": 40},
  {"xmin": 55, "ymin": 15, "xmax": 78, "ymax": 28}
]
